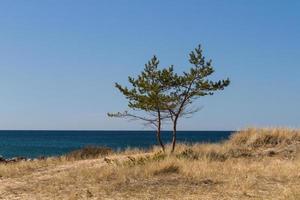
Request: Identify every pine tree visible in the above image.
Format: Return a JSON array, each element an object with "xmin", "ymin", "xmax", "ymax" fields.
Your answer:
[
  {"xmin": 109, "ymin": 45, "xmax": 230, "ymax": 153},
  {"xmin": 165, "ymin": 45, "xmax": 230, "ymax": 152},
  {"xmin": 108, "ymin": 56, "xmax": 174, "ymax": 151}
]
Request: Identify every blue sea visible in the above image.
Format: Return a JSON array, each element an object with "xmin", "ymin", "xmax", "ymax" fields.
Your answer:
[{"xmin": 0, "ymin": 130, "xmax": 233, "ymax": 158}]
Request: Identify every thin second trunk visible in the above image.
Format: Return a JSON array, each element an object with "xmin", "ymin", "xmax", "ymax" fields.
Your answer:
[{"xmin": 171, "ymin": 119, "xmax": 177, "ymax": 153}]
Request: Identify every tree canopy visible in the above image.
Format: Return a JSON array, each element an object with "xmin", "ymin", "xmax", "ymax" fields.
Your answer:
[
  {"xmin": 108, "ymin": 56, "xmax": 173, "ymax": 151},
  {"xmin": 108, "ymin": 45, "xmax": 230, "ymax": 152},
  {"xmin": 161, "ymin": 45, "xmax": 230, "ymax": 152}
]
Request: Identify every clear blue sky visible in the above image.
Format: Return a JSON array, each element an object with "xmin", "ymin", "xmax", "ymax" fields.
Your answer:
[{"xmin": 0, "ymin": 0, "xmax": 299, "ymax": 130}]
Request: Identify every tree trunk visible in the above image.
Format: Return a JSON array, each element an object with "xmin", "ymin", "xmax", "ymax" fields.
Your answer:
[
  {"xmin": 171, "ymin": 119, "xmax": 177, "ymax": 153},
  {"xmin": 156, "ymin": 109, "xmax": 165, "ymax": 152},
  {"xmin": 156, "ymin": 129, "xmax": 165, "ymax": 152}
]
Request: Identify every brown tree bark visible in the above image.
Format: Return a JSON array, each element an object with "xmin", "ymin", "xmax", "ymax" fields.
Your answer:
[
  {"xmin": 156, "ymin": 130, "xmax": 165, "ymax": 152},
  {"xmin": 171, "ymin": 118, "xmax": 178, "ymax": 153},
  {"xmin": 156, "ymin": 109, "xmax": 165, "ymax": 152}
]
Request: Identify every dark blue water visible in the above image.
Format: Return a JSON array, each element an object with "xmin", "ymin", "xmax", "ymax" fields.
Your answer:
[{"xmin": 0, "ymin": 130, "xmax": 233, "ymax": 158}]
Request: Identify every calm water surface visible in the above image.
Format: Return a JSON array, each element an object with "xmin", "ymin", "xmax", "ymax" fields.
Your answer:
[{"xmin": 0, "ymin": 130, "xmax": 233, "ymax": 158}]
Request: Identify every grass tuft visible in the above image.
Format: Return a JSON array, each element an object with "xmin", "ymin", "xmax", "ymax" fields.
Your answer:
[
  {"xmin": 153, "ymin": 163, "xmax": 180, "ymax": 175},
  {"xmin": 65, "ymin": 146, "xmax": 113, "ymax": 160}
]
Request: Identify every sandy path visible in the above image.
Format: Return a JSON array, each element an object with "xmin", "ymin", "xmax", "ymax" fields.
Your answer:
[
  {"xmin": 0, "ymin": 158, "xmax": 105, "ymax": 199},
  {"xmin": 0, "ymin": 153, "xmax": 153, "ymax": 200}
]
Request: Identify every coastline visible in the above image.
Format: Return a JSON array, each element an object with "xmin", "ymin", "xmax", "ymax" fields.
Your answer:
[
  {"xmin": 0, "ymin": 128, "xmax": 299, "ymax": 199},
  {"xmin": 0, "ymin": 130, "xmax": 232, "ymax": 159}
]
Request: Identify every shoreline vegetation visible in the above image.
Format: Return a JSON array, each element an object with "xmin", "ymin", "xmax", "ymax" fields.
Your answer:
[{"xmin": 0, "ymin": 128, "xmax": 299, "ymax": 199}]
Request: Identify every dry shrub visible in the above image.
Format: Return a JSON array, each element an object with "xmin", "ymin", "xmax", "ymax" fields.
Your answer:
[
  {"xmin": 153, "ymin": 163, "xmax": 180, "ymax": 175},
  {"xmin": 65, "ymin": 146, "xmax": 113, "ymax": 160},
  {"xmin": 175, "ymin": 128, "xmax": 300, "ymax": 161},
  {"xmin": 229, "ymin": 128, "xmax": 300, "ymax": 148}
]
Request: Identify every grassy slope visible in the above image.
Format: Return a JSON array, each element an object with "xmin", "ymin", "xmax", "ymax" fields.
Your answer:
[{"xmin": 0, "ymin": 128, "xmax": 299, "ymax": 200}]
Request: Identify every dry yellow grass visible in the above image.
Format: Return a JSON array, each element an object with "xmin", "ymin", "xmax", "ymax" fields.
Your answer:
[{"xmin": 0, "ymin": 128, "xmax": 299, "ymax": 200}]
